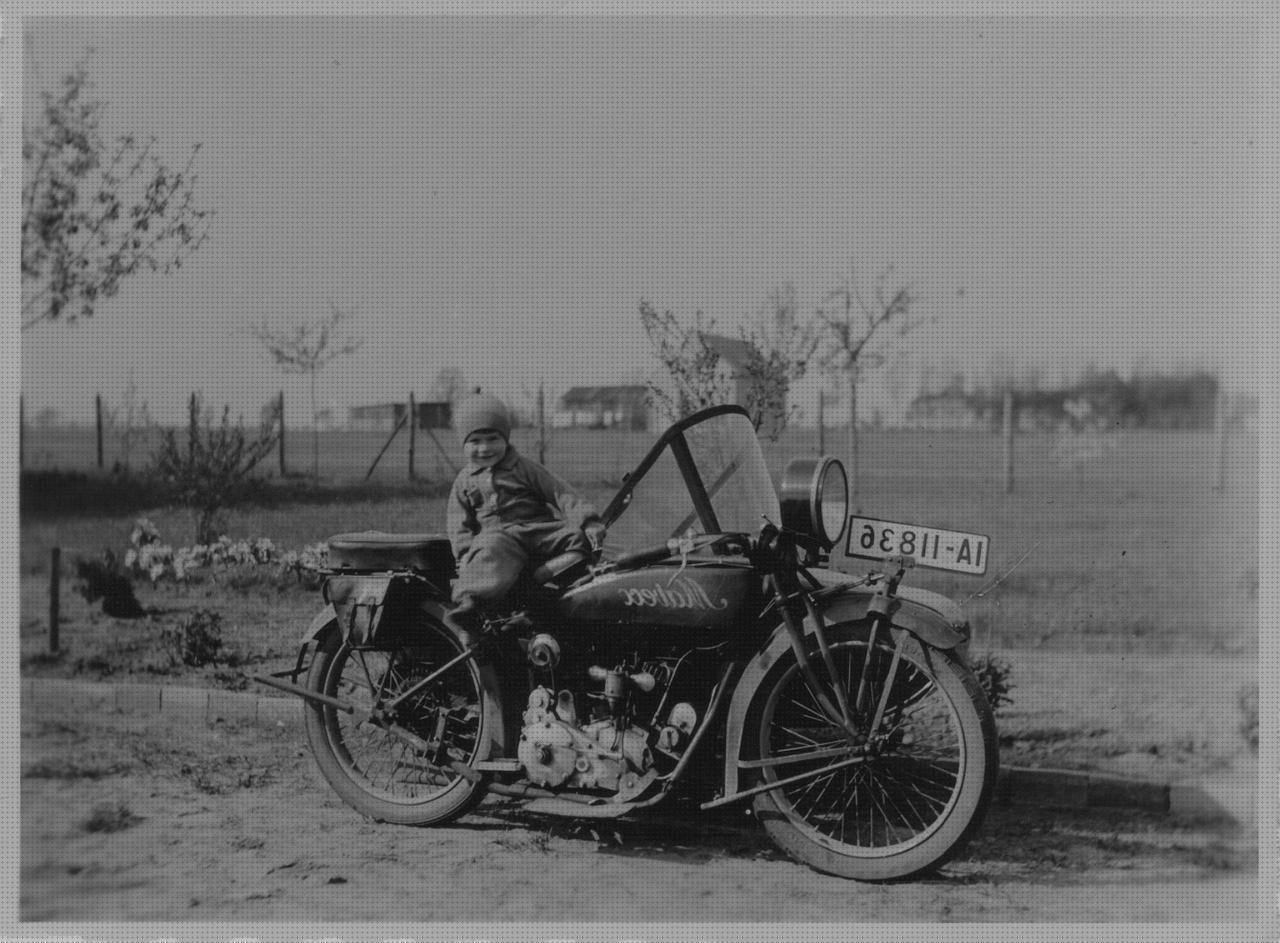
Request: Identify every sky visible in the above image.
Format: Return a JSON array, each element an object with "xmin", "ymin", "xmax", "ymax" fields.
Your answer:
[{"xmin": 17, "ymin": 12, "xmax": 1277, "ymax": 426}]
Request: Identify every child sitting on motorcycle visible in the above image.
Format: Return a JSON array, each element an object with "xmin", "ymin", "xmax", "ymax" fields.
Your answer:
[{"xmin": 444, "ymin": 391, "xmax": 606, "ymax": 642}]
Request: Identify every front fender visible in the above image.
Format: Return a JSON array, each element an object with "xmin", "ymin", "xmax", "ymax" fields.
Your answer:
[
  {"xmin": 804, "ymin": 566, "xmax": 970, "ymax": 648},
  {"xmin": 720, "ymin": 572, "xmax": 971, "ymax": 800}
]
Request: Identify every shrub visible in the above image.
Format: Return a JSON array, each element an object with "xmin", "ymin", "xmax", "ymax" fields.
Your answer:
[
  {"xmin": 150, "ymin": 398, "xmax": 277, "ymax": 544},
  {"xmin": 970, "ymin": 651, "xmax": 1015, "ymax": 712},
  {"xmin": 83, "ymin": 801, "xmax": 142, "ymax": 833},
  {"xmin": 74, "ymin": 550, "xmax": 146, "ymax": 618},
  {"xmin": 160, "ymin": 609, "xmax": 224, "ymax": 667}
]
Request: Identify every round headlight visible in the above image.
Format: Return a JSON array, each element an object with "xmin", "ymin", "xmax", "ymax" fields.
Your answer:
[{"xmin": 779, "ymin": 456, "xmax": 849, "ymax": 550}]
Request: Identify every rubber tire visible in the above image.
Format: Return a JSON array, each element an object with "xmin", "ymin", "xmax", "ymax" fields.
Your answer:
[
  {"xmin": 747, "ymin": 620, "xmax": 998, "ymax": 881},
  {"xmin": 303, "ymin": 620, "xmax": 493, "ymax": 826}
]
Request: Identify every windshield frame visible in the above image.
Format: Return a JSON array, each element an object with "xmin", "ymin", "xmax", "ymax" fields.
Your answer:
[{"xmin": 600, "ymin": 404, "xmax": 756, "ymax": 536}]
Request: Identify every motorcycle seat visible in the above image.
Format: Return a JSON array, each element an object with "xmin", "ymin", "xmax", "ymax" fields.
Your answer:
[
  {"xmin": 327, "ymin": 531, "xmax": 456, "ymax": 577},
  {"xmin": 530, "ymin": 550, "xmax": 590, "ymax": 586}
]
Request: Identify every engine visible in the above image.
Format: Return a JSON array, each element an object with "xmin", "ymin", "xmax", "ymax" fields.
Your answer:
[
  {"xmin": 517, "ymin": 685, "xmax": 653, "ymax": 792},
  {"xmin": 514, "ymin": 634, "xmax": 710, "ymax": 798}
]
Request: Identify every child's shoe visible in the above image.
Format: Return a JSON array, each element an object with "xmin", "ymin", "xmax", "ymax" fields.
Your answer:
[{"xmin": 443, "ymin": 596, "xmax": 481, "ymax": 648}]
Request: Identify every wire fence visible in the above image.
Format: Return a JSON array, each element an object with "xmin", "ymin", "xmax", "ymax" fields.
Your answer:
[{"xmin": 18, "ymin": 405, "xmax": 1255, "ymax": 496}]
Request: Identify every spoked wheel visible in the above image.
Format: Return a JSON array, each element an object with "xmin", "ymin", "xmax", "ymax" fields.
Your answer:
[
  {"xmin": 748, "ymin": 621, "xmax": 997, "ymax": 881},
  {"xmin": 303, "ymin": 619, "xmax": 492, "ymax": 826}
]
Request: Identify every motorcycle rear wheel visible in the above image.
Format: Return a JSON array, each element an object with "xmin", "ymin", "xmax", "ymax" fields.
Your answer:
[
  {"xmin": 747, "ymin": 620, "xmax": 997, "ymax": 881},
  {"xmin": 303, "ymin": 620, "xmax": 492, "ymax": 826}
]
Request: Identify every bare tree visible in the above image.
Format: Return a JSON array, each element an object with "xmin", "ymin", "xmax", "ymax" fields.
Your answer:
[
  {"xmin": 22, "ymin": 58, "xmax": 212, "ymax": 330},
  {"xmin": 250, "ymin": 302, "xmax": 362, "ymax": 479},
  {"xmin": 638, "ymin": 301, "xmax": 730, "ymax": 424},
  {"xmin": 639, "ymin": 295, "xmax": 817, "ymax": 438},
  {"xmin": 151, "ymin": 397, "xmax": 277, "ymax": 544},
  {"xmin": 817, "ymin": 268, "xmax": 939, "ymax": 509},
  {"xmin": 739, "ymin": 284, "xmax": 820, "ymax": 439}
]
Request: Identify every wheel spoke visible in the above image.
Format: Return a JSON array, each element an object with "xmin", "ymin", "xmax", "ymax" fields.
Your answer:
[
  {"xmin": 323, "ymin": 639, "xmax": 482, "ymax": 805},
  {"xmin": 876, "ymin": 762, "xmax": 953, "ymax": 817},
  {"xmin": 759, "ymin": 633, "xmax": 978, "ymax": 860}
]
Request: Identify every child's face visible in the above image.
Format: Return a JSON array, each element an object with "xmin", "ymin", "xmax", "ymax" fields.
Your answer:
[{"xmin": 464, "ymin": 430, "xmax": 507, "ymax": 468}]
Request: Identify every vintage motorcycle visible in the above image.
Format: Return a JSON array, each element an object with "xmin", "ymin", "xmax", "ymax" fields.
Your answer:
[{"xmin": 256, "ymin": 405, "xmax": 998, "ymax": 881}]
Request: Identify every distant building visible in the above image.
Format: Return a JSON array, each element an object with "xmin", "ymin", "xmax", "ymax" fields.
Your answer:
[
  {"xmin": 348, "ymin": 403, "xmax": 403, "ymax": 431},
  {"xmin": 415, "ymin": 401, "xmax": 452, "ymax": 430},
  {"xmin": 702, "ymin": 333, "xmax": 788, "ymax": 437},
  {"xmin": 904, "ymin": 371, "xmax": 1223, "ymax": 432},
  {"xmin": 903, "ymin": 392, "xmax": 986, "ymax": 430},
  {"xmin": 701, "ymin": 333, "xmax": 758, "ymax": 407},
  {"xmin": 555, "ymin": 386, "xmax": 650, "ymax": 430},
  {"xmin": 348, "ymin": 400, "xmax": 452, "ymax": 431}
]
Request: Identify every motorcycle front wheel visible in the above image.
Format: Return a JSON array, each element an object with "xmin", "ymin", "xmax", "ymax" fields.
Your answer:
[
  {"xmin": 746, "ymin": 620, "xmax": 997, "ymax": 881},
  {"xmin": 303, "ymin": 619, "xmax": 492, "ymax": 826}
]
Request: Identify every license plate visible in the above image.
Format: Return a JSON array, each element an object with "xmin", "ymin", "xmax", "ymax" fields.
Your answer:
[{"xmin": 843, "ymin": 517, "xmax": 991, "ymax": 576}]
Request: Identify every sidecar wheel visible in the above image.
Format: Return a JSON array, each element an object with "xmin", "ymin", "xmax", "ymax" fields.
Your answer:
[
  {"xmin": 303, "ymin": 620, "xmax": 493, "ymax": 826},
  {"xmin": 746, "ymin": 621, "xmax": 997, "ymax": 881}
]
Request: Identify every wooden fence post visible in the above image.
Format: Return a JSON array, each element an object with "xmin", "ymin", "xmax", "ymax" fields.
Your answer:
[
  {"xmin": 847, "ymin": 373, "xmax": 860, "ymax": 512},
  {"xmin": 18, "ymin": 394, "xmax": 23, "ymax": 470},
  {"xmin": 408, "ymin": 393, "xmax": 417, "ymax": 480},
  {"xmin": 817, "ymin": 389, "xmax": 825, "ymax": 456},
  {"xmin": 95, "ymin": 393, "xmax": 104, "ymax": 469},
  {"xmin": 277, "ymin": 390, "xmax": 286, "ymax": 477},
  {"xmin": 1214, "ymin": 391, "xmax": 1228, "ymax": 493},
  {"xmin": 188, "ymin": 392, "xmax": 199, "ymax": 462},
  {"xmin": 537, "ymin": 383, "xmax": 547, "ymax": 465},
  {"xmin": 1002, "ymin": 390, "xmax": 1015, "ymax": 494},
  {"xmin": 49, "ymin": 547, "xmax": 61, "ymax": 654}
]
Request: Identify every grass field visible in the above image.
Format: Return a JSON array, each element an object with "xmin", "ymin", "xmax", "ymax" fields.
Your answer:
[{"xmin": 20, "ymin": 424, "xmax": 1258, "ymax": 655}]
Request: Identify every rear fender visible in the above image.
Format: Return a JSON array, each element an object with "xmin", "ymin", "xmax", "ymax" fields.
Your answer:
[
  {"xmin": 720, "ymin": 576, "xmax": 970, "ymax": 800},
  {"xmin": 301, "ymin": 605, "xmax": 338, "ymax": 644},
  {"xmin": 299, "ymin": 597, "xmax": 455, "ymax": 645},
  {"xmin": 296, "ymin": 599, "xmax": 511, "ymax": 759}
]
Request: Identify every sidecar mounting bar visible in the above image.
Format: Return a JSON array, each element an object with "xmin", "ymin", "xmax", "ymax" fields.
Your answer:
[
  {"xmin": 254, "ymin": 671, "xmax": 355, "ymax": 714},
  {"xmin": 252, "ymin": 641, "xmax": 355, "ymax": 710}
]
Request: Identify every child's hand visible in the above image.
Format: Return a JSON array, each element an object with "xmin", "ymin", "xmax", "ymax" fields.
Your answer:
[{"xmin": 584, "ymin": 522, "xmax": 607, "ymax": 552}]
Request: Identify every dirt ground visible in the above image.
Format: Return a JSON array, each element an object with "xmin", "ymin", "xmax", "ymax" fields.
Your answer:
[{"xmin": 19, "ymin": 648, "xmax": 1267, "ymax": 931}]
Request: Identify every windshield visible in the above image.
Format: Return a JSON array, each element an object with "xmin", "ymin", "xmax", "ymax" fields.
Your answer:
[{"xmin": 600, "ymin": 406, "xmax": 780, "ymax": 555}]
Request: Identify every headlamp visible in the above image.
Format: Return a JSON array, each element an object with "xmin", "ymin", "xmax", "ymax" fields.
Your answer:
[{"xmin": 779, "ymin": 456, "xmax": 849, "ymax": 552}]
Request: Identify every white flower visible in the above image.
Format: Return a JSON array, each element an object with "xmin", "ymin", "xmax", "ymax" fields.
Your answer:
[{"xmin": 130, "ymin": 517, "xmax": 160, "ymax": 547}]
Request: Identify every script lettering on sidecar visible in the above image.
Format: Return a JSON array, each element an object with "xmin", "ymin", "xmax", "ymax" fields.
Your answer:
[{"xmin": 619, "ymin": 578, "xmax": 730, "ymax": 611}]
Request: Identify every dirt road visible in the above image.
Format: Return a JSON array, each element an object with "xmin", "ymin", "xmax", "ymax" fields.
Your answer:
[{"xmin": 20, "ymin": 695, "xmax": 1263, "ymax": 930}]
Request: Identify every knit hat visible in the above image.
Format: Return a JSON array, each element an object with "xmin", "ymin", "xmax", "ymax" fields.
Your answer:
[{"xmin": 454, "ymin": 391, "xmax": 511, "ymax": 443}]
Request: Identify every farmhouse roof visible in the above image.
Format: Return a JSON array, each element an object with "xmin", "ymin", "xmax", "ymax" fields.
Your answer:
[
  {"xmin": 351, "ymin": 398, "xmax": 450, "ymax": 410},
  {"xmin": 560, "ymin": 385, "xmax": 648, "ymax": 407},
  {"xmin": 702, "ymin": 333, "xmax": 759, "ymax": 368}
]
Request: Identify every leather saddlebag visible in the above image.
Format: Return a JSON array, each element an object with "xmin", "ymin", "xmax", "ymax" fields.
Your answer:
[{"xmin": 323, "ymin": 574, "xmax": 425, "ymax": 647}]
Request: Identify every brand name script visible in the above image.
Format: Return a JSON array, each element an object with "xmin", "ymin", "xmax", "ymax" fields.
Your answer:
[{"xmin": 619, "ymin": 578, "xmax": 730, "ymax": 611}]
